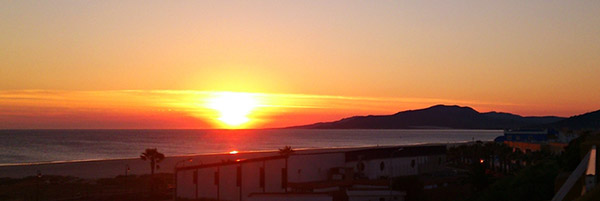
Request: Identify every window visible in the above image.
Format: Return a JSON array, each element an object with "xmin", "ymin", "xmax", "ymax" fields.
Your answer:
[
  {"xmin": 411, "ymin": 159, "xmax": 415, "ymax": 168},
  {"xmin": 281, "ymin": 168, "xmax": 288, "ymax": 189},
  {"xmin": 380, "ymin": 161, "xmax": 385, "ymax": 171},
  {"xmin": 259, "ymin": 167, "xmax": 265, "ymax": 188}
]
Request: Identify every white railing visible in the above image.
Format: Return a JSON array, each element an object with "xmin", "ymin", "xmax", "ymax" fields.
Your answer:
[{"xmin": 552, "ymin": 145, "xmax": 596, "ymax": 201}]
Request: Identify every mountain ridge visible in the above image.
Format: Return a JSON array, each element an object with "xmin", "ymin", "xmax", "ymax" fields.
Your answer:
[
  {"xmin": 287, "ymin": 104, "xmax": 566, "ymax": 129},
  {"xmin": 547, "ymin": 109, "xmax": 600, "ymax": 130}
]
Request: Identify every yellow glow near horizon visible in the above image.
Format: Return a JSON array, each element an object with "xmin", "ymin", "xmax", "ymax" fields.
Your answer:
[{"xmin": 205, "ymin": 92, "xmax": 260, "ymax": 128}]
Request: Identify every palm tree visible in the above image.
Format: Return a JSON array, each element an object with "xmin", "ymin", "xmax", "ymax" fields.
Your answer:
[
  {"xmin": 279, "ymin": 145, "xmax": 295, "ymax": 156},
  {"xmin": 140, "ymin": 148, "xmax": 165, "ymax": 175},
  {"xmin": 278, "ymin": 146, "xmax": 294, "ymax": 192},
  {"xmin": 498, "ymin": 144, "xmax": 512, "ymax": 173}
]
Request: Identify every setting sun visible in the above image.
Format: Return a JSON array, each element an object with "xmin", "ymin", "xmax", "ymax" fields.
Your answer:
[{"xmin": 206, "ymin": 92, "xmax": 260, "ymax": 128}]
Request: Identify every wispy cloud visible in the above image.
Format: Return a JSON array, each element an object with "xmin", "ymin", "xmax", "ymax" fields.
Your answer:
[
  {"xmin": 0, "ymin": 90, "xmax": 544, "ymax": 129},
  {"xmin": 0, "ymin": 89, "xmax": 525, "ymax": 114}
]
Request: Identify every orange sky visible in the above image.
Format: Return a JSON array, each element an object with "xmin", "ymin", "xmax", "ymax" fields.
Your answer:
[{"xmin": 1, "ymin": 1, "xmax": 600, "ymax": 129}]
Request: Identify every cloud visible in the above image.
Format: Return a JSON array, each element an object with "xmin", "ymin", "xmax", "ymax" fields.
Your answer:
[{"xmin": 0, "ymin": 90, "xmax": 531, "ymax": 129}]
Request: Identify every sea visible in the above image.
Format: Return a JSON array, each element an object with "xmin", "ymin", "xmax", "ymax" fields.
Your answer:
[{"xmin": 0, "ymin": 129, "xmax": 502, "ymax": 165}]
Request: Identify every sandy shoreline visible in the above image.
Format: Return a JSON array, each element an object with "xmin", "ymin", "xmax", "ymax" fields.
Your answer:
[
  {"xmin": 0, "ymin": 143, "xmax": 470, "ymax": 179},
  {"xmin": 0, "ymin": 146, "xmax": 368, "ymax": 179},
  {"xmin": 0, "ymin": 150, "xmax": 275, "ymax": 179}
]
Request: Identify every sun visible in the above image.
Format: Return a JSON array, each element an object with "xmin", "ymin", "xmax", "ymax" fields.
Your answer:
[{"xmin": 205, "ymin": 92, "xmax": 260, "ymax": 128}]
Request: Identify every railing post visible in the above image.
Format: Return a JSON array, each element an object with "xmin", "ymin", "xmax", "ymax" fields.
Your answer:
[
  {"xmin": 551, "ymin": 145, "xmax": 597, "ymax": 201},
  {"xmin": 584, "ymin": 145, "xmax": 597, "ymax": 194}
]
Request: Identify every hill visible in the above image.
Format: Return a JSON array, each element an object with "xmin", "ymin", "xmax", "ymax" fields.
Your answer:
[
  {"xmin": 549, "ymin": 109, "xmax": 600, "ymax": 130},
  {"xmin": 288, "ymin": 105, "xmax": 564, "ymax": 129}
]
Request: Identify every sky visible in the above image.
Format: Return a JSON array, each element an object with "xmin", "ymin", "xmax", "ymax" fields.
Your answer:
[{"xmin": 1, "ymin": 1, "xmax": 600, "ymax": 129}]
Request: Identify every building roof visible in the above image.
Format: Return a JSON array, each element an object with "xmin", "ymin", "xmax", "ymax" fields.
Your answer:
[
  {"xmin": 175, "ymin": 155, "xmax": 286, "ymax": 171},
  {"xmin": 345, "ymin": 145, "xmax": 446, "ymax": 162},
  {"xmin": 176, "ymin": 145, "xmax": 447, "ymax": 171}
]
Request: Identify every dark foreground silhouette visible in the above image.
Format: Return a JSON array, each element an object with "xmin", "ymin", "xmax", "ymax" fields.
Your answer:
[{"xmin": 0, "ymin": 173, "xmax": 173, "ymax": 201}]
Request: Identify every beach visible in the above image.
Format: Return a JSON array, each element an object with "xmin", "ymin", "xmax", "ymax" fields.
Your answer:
[
  {"xmin": 0, "ymin": 143, "xmax": 470, "ymax": 179},
  {"xmin": 0, "ymin": 151, "xmax": 272, "ymax": 179},
  {"xmin": 0, "ymin": 147, "xmax": 374, "ymax": 179}
]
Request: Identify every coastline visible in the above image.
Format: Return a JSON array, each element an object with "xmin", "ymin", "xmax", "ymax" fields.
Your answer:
[
  {"xmin": 0, "ymin": 142, "xmax": 480, "ymax": 179},
  {"xmin": 0, "ymin": 150, "xmax": 279, "ymax": 179}
]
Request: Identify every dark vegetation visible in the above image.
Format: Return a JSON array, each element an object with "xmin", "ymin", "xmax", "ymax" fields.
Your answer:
[
  {"xmin": 0, "ymin": 173, "xmax": 173, "ymax": 201},
  {"xmin": 278, "ymin": 145, "xmax": 295, "ymax": 156},
  {"xmin": 446, "ymin": 131, "xmax": 600, "ymax": 201},
  {"xmin": 549, "ymin": 109, "xmax": 600, "ymax": 130},
  {"xmin": 140, "ymin": 148, "xmax": 165, "ymax": 176},
  {"xmin": 390, "ymin": 131, "xmax": 599, "ymax": 201},
  {"xmin": 391, "ymin": 176, "xmax": 425, "ymax": 201}
]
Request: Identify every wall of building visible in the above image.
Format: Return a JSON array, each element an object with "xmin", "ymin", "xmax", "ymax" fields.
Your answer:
[
  {"xmin": 347, "ymin": 155, "xmax": 445, "ymax": 180},
  {"xmin": 288, "ymin": 153, "xmax": 346, "ymax": 183},
  {"xmin": 177, "ymin": 158, "xmax": 288, "ymax": 201},
  {"xmin": 388, "ymin": 157, "xmax": 420, "ymax": 177},
  {"xmin": 197, "ymin": 166, "xmax": 218, "ymax": 199},
  {"xmin": 176, "ymin": 169, "xmax": 196, "ymax": 199},
  {"xmin": 241, "ymin": 160, "xmax": 268, "ymax": 200},
  {"xmin": 176, "ymin": 147, "xmax": 443, "ymax": 200},
  {"xmin": 348, "ymin": 157, "xmax": 419, "ymax": 179},
  {"xmin": 417, "ymin": 155, "xmax": 445, "ymax": 174},
  {"xmin": 220, "ymin": 164, "xmax": 241, "ymax": 201},
  {"xmin": 264, "ymin": 158, "xmax": 286, "ymax": 193}
]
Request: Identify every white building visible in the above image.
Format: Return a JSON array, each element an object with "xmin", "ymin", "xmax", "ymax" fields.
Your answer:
[{"xmin": 175, "ymin": 145, "xmax": 446, "ymax": 201}]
